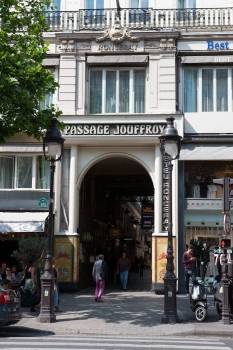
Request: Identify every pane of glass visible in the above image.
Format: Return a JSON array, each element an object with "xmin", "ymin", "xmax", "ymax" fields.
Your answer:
[
  {"xmin": 131, "ymin": 0, "xmax": 139, "ymax": 8},
  {"xmin": 119, "ymin": 71, "xmax": 129, "ymax": 113},
  {"xmin": 184, "ymin": 68, "xmax": 197, "ymax": 112},
  {"xmin": 178, "ymin": 0, "xmax": 185, "ymax": 8},
  {"xmin": 16, "ymin": 157, "xmax": 32, "ymax": 188},
  {"xmin": 141, "ymin": 0, "xmax": 149, "ymax": 8},
  {"xmin": 202, "ymin": 69, "xmax": 213, "ymax": 112},
  {"xmin": 134, "ymin": 70, "xmax": 145, "ymax": 113},
  {"xmin": 90, "ymin": 71, "xmax": 102, "ymax": 114},
  {"xmin": 187, "ymin": 0, "xmax": 196, "ymax": 8},
  {"xmin": 40, "ymin": 92, "xmax": 53, "ymax": 110},
  {"xmin": 36, "ymin": 156, "xmax": 50, "ymax": 189},
  {"xmin": 106, "ymin": 71, "xmax": 116, "ymax": 113},
  {"xmin": 217, "ymin": 69, "xmax": 228, "ymax": 112},
  {"xmin": 0, "ymin": 157, "xmax": 14, "ymax": 189},
  {"xmin": 85, "ymin": 0, "xmax": 94, "ymax": 9},
  {"xmin": 96, "ymin": 0, "xmax": 104, "ymax": 9},
  {"xmin": 52, "ymin": 0, "xmax": 60, "ymax": 10}
]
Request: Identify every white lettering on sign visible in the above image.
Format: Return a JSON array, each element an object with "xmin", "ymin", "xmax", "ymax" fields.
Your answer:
[
  {"xmin": 207, "ymin": 41, "xmax": 230, "ymax": 50},
  {"xmin": 63, "ymin": 124, "xmax": 166, "ymax": 137}
]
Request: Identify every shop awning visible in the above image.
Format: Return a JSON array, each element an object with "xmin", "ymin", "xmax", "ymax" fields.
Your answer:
[
  {"xmin": 87, "ymin": 55, "xmax": 148, "ymax": 65},
  {"xmin": 180, "ymin": 145, "xmax": 233, "ymax": 161},
  {"xmin": 0, "ymin": 212, "xmax": 48, "ymax": 233}
]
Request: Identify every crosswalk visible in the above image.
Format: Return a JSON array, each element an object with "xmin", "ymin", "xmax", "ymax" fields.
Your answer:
[{"xmin": 0, "ymin": 335, "xmax": 232, "ymax": 350}]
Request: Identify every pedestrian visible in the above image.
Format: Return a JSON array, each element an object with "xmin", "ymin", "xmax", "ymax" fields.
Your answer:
[
  {"xmin": 92, "ymin": 254, "xmax": 106, "ymax": 302},
  {"xmin": 200, "ymin": 242, "xmax": 209, "ymax": 280},
  {"xmin": 183, "ymin": 244, "xmax": 196, "ymax": 295},
  {"xmin": 52, "ymin": 262, "xmax": 61, "ymax": 312},
  {"xmin": 117, "ymin": 252, "xmax": 131, "ymax": 291}
]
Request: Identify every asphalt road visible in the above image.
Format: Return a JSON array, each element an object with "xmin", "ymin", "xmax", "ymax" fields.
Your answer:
[{"xmin": 0, "ymin": 328, "xmax": 233, "ymax": 350}]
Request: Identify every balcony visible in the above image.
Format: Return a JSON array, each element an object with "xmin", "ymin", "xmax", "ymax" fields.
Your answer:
[{"xmin": 46, "ymin": 7, "xmax": 233, "ymax": 32}]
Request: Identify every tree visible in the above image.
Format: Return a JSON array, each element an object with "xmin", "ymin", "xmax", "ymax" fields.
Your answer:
[
  {"xmin": 0, "ymin": 0, "xmax": 61, "ymax": 143},
  {"xmin": 11, "ymin": 236, "xmax": 48, "ymax": 265}
]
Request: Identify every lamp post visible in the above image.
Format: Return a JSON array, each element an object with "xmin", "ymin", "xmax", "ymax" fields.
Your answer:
[
  {"xmin": 159, "ymin": 117, "xmax": 182, "ymax": 324},
  {"xmin": 38, "ymin": 118, "xmax": 64, "ymax": 323}
]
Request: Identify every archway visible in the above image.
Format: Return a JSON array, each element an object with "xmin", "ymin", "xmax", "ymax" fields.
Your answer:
[{"xmin": 78, "ymin": 156, "xmax": 154, "ymax": 290}]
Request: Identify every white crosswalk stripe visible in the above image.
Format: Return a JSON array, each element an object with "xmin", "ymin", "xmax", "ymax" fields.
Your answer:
[{"xmin": 0, "ymin": 335, "xmax": 231, "ymax": 350}]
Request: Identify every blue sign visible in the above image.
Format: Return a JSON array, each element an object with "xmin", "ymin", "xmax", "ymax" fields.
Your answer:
[{"xmin": 207, "ymin": 41, "xmax": 229, "ymax": 50}]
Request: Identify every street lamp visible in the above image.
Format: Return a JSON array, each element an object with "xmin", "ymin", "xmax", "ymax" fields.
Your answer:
[
  {"xmin": 38, "ymin": 118, "xmax": 64, "ymax": 323},
  {"xmin": 159, "ymin": 117, "xmax": 182, "ymax": 324}
]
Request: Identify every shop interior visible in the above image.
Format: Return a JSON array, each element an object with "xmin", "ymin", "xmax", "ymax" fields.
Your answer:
[{"xmin": 184, "ymin": 160, "xmax": 233, "ymax": 281}]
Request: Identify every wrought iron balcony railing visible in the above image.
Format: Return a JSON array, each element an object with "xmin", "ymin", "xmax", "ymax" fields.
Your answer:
[{"xmin": 45, "ymin": 7, "xmax": 233, "ymax": 32}]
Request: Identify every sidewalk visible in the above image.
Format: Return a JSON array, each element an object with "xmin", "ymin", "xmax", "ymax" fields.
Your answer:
[{"xmin": 16, "ymin": 290, "xmax": 233, "ymax": 337}]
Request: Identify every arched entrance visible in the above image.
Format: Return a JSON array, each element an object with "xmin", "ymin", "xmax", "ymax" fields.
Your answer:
[{"xmin": 78, "ymin": 156, "xmax": 154, "ymax": 290}]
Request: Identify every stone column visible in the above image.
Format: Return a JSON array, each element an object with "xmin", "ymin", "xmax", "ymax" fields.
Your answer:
[{"xmin": 68, "ymin": 145, "xmax": 79, "ymax": 234}]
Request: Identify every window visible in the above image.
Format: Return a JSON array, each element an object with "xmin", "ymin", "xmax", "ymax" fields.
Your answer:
[
  {"xmin": 130, "ymin": 0, "xmax": 149, "ymax": 24},
  {"xmin": 178, "ymin": 0, "xmax": 196, "ymax": 8},
  {"xmin": 89, "ymin": 68, "xmax": 145, "ymax": 114},
  {"xmin": 85, "ymin": 0, "xmax": 104, "ymax": 26},
  {"xmin": 131, "ymin": 0, "xmax": 149, "ymax": 8},
  {"xmin": 0, "ymin": 156, "xmax": 50, "ymax": 189},
  {"xmin": 183, "ymin": 67, "xmax": 232, "ymax": 113}
]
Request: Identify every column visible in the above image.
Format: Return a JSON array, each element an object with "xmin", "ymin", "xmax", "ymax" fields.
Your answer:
[
  {"xmin": 77, "ymin": 55, "xmax": 86, "ymax": 115},
  {"xmin": 152, "ymin": 144, "xmax": 162, "ymax": 289},
  {"xmin": 68, "ymin": 145, "xmax": 79, "ymax": 234}
]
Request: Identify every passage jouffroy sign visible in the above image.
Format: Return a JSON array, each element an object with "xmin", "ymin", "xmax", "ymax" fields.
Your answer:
[{"xmin": 64, "ymin": 123, "xmax": 166, "ymax": 136}]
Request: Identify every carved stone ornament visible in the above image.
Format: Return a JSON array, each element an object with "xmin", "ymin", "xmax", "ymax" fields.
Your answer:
[
  {"xmin": 96, "ymin": 21, "xmax": 139, "ymax": 44},
  {"xmin": 59, "ymin": 39, "xmax": 76, "ymax": 52},
  {"xmin": 159, "ymin": 38, "xmax": 176, "ymax": 50}
]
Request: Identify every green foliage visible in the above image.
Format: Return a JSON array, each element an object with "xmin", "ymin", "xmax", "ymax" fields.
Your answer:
[
  {"xmin": 11, "ymin": 236, "xmax": 47, "ymax": 264},
  {"xmin": 0, "ymin": 0, "xmax": 62, "ymax": 143}
]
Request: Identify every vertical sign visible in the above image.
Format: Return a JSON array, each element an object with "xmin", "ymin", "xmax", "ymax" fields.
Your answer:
[
  {"xmin": 141, "ymin": 203, "xmax": 154, "ymax": 229},
  {"xmin": 162, "ymin": 155, "xmax": 170, "ymax": 232}
]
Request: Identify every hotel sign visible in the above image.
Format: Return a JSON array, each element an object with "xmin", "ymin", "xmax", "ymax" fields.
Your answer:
[
  {"xmin": 162, "ymin": 155, "xmax": 170, "ymax": 232},
  {"xmin": 64, "ymin": 123, "xmax": 166, "ymax": 137}
]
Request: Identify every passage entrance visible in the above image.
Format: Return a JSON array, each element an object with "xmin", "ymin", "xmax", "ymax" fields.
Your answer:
[{"xmin": 79, "ymin": 157, "xmax": 154, "ymax": 290}]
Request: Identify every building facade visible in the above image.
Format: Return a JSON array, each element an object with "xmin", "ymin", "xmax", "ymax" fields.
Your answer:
[{"xmin": 1, "ymin": 0, "xmax": 233, "ymax": 290}]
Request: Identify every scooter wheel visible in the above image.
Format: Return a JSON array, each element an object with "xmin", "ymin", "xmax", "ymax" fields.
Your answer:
[{"xmin": 195, "ymin": 306, "xmax": 207, "ymax": 322}]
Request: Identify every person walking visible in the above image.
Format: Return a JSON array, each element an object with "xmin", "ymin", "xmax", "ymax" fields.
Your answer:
[
  {"xmin": 92, "ymin": 254, "xmax": 106, "ymax": 302},
  {"xmin": 117, "ymin": 252, "xmax": 131, "ymax": 291},
  {"xmin": 183, "ymin": 244, "xmax": 196, "ymax": 295}
]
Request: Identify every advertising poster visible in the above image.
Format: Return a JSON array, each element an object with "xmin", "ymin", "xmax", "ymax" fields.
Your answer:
[
  {"xmin": 156, "ymin": 237, "xmax": 176, "ymax": 283},
  {"xmin": 54, "ymin": 238, "xmax": 74, "ymax": 282},
  {"xmin": 141, "ymin": 202, "xmax": 154, "ymax": 229}
]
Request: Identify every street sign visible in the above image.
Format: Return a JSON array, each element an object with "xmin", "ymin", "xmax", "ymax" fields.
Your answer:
[{"xmin": 223, "ymin": 212, "xmax": 231, "ymax": 235}]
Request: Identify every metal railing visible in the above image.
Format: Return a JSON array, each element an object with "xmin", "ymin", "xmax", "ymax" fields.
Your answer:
[{"xmin": 45, "ymin": 7, "xmax": 233, "ymax": 32}]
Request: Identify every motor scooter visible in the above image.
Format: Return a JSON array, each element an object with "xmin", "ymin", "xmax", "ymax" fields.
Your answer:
[{"xmin": 190, "ymin": 278, "xmax": 208, "ymax": 322}]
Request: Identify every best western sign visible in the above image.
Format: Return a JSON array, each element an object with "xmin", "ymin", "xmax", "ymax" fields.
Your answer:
[{"xmin": 64, "ymin": 123, "xmax": 166, "ymax": 137}]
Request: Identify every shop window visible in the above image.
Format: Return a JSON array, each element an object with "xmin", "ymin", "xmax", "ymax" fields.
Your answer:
[
  {"xmin": 89, "ymin": 68, "xmax": 145, "ymax": 114},
  {"xmin": 0, "ymin": 156, "xmax": 14, "ymax": 189},
  {"xmin": 36, "ymin": 156, "xmax": 50, "ymax": 189},
  {"xmin": 0, "ymin": 156, "xmax": 50, "ymax": 190},
  {"xmin": 16, "ymin": 157, "xmax": 32, "ymax": 188},
  {"xmin": 183, "ymin": 67, "xmax": 232, "ymax": 113}
]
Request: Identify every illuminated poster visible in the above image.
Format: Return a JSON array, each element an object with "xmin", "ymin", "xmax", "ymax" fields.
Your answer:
[
  {"xmin": 156, "ymin": 237, "xmax": 176, "ymax": 283},
  {"xmin": 141, "ymin": 203, "xmax": 154, "ymax": 229}
]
